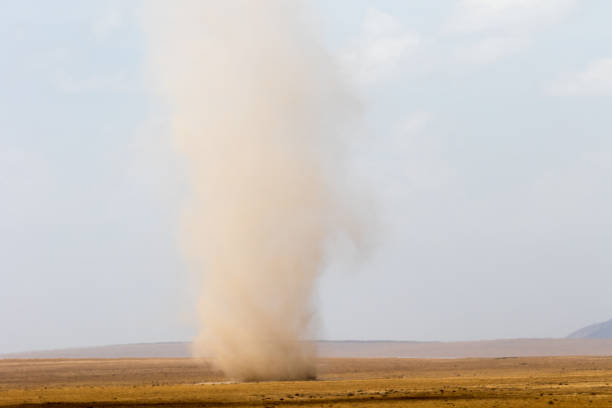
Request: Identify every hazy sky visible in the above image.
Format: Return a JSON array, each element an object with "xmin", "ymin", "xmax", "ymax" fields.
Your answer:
[{"xmin": 2, "ymin": 0, "xmax": 612, "ymax": 354}]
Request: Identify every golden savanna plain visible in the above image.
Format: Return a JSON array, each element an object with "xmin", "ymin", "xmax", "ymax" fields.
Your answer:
[{"xmin": 1, "ymin": 356, "xmax": 612, "ymax": 407}]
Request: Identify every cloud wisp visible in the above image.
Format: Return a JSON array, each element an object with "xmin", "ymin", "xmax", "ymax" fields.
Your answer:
[
  {"xmin": 340, "ymin": 8, "xmax": 420, "ymax": 85},
  {"xmin": 549, "ymin": 58, "xmax": 612, "ymax": 96},
  {"xmin": 448, "ymin": 0, "xmax": 576, "ymax": 65}
]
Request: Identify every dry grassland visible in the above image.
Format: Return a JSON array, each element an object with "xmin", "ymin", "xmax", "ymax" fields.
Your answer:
[{"xmin": 1, "ymin": 356, "xmax": 611, "ymax": 407}]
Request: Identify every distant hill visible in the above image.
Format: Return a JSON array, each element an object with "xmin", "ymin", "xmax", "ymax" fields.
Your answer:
[
  {"xmin": 0, "ymin": 342, "xmax": 193, "ymax": 359},
  {"xmin": 568, "ymin": 318, "xmax": 612, "ymax": 339},
  {"xmin": 4, "ymin": 338, "xmax": 612, "ymax": 359}
]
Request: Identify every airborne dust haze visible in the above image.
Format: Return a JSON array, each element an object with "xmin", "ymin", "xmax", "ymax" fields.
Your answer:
[{"xmin": 144, "ymin": 1, "xmax": 364, "ymax": 381}]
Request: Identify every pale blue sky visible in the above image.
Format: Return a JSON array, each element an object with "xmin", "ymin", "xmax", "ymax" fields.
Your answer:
[{"xmin": 1, "ymin": 0, "xmax": 612, "ymax": 354}]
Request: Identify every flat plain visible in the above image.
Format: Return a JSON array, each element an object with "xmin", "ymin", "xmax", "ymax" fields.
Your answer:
[{"xmin": 1, "ymin": 356, "xmax": 612, "ymax": 407}]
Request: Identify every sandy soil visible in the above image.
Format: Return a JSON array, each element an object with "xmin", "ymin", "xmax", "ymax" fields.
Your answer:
[{"xmin": 1, "ymin": 356, "xmax": 612, "ymax": 407}]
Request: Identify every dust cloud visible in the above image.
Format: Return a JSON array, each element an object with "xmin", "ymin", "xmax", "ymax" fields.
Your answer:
[{"xmin": 143, "ymin": 0, "xmax": 364, "ymax": 381}]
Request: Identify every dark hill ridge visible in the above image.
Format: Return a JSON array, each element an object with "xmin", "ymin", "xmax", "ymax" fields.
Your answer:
[{"xmin": 568, "ymin": 318, "xmax": 612, "ymax": 339}]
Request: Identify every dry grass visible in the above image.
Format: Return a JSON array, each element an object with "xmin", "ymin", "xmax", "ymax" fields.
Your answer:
[{"xmin": 1, "ymin": 356, "xmax": 611, "ymax": 407}]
